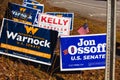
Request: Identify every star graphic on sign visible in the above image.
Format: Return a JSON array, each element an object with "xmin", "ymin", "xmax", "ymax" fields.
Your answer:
[{"xmin": 63, "ymin": 49, "xmax": 68, "ymax": 55}]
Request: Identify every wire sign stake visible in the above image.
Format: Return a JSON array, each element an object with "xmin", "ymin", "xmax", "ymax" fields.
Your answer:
[{"xmin": 105, "ymin": 0, "xmax": 116, "ymax": 80}]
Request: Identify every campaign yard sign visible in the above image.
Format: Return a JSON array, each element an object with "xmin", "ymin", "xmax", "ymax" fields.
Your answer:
[
  {"xmin": 46, "ymin": 12, "xmax": 74, "ymax": 30},
  {"xmin": 38, "ymin": 14, "xmax": 71, "ymax": 36},
  {"xmin": 24, "ymin": 3, "xmax": 44, "ymax": 26},
  {"xmin": 23, "ymin": 0, "xmax": 40, "ymax": 6},
  {"xmin": 0, "ymin": 18, "xmax": 58, "ymax": 65},
  {"xmin": 5, "ymin": 2, "xmax": 38, "ymax": 25},
  {"xmin": 60, "ymin": 34, "xmax": 106, "ymax": 71},
  {"xmin": 25, "ymin": 3, "xmax": 44, "ymax": 13}
]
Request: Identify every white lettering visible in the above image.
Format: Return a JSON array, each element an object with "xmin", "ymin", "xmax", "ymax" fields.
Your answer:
[
  {"xmin": 6, "ymin": 31, "xmax": 50, "ymax": 48},
  {"xmin": 78, "ymin": 38, "xmax": 96, "ymax": 46},
  {"xmin": 7, "ymin": 31, "xmax": 18, "ymax": 40},
  {"xmin": 83, "ymin": 54, "xmax": 106, "ymax": 60},
  {"xmin": 68, "ymin": 45, "xmax": 77, "ymax": 55}
]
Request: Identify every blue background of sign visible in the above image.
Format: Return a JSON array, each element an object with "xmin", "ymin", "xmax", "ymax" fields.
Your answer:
[
  {"xmin": 25, "ymin": 3, "xmax": 44, "ymax": 13},
  {"xmin": 0, "ymin": 18, "xmax": 58, "ymax": 65},
  {"xmin": 60, "ymin": 34, "xmax": 106, "ymax": 71},
  {"xmin": 46, "ymin": 12, "xmax": 74, "ymax": 30},
  {"xmin": 23, "ymin": 0, "xmax": 40, "ymax": 5}
]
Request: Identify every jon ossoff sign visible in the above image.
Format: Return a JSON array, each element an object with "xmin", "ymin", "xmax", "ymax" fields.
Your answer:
[
  {"xmin": 0, "ymin": 18, "xmax": 58, "ymax": 65},
  {"xmin": 60, "ymin": 34, "xmax": 106, "ymax": 71}
]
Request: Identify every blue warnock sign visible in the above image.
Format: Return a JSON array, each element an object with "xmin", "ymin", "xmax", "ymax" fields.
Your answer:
[
  {"xmin": 0, "ymin": 18, "xmax": 58, "ymax": 65},
  {"xmin": 60, "ymin": 34, "xmax": 106, "ymax": 71},
  {"xmin": 5, "ymin": 2, "xmax": 38, "ymax": 25}
]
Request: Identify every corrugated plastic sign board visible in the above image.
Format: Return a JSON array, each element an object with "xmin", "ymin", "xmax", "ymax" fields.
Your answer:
[
  {"xmin": 60, "ymin": 34, "xmax": 106, "ymax": 71},
  {"xmin": 46, "ymin": 12, "xmax": 74, "ymax": 30},
  {"xmin": 0, "ymin": 18, "xmax": 58, "ymax": 65},
  {"xmin": 38, "ymin": 14, "xmax": 71, "ymax": 36},
  {"xmin": 5, "ymin": 2, "xmax": 38, "ymax": 25},
  {"xmin": 25, "ymin": 3, "xmax": 44, "ymax": 13},
  {"xmin": 23, "ymin": 0, "xmax": 40, "ymax": 5},
  {"xmin": 24, "ymin": 3, "xmax": 44, "ymax": 26}
]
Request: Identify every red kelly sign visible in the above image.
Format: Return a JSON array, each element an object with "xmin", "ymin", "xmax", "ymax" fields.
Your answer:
[{"xmin": 38, "ymin": 14, "xmax": 71, "ymax": 36}]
